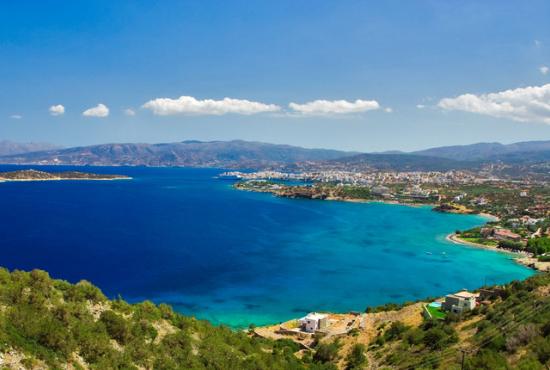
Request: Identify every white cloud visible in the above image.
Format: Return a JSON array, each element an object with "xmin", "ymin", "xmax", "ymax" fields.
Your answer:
[
  {"xmin": 535, "ymin": 40, "xmax": 542, "ymax": 48},
  {"xmin": 10, "ymin": 114, "xmax": 22, "ymax": 119},
  {"xmin": 124, "ymin": 108, "xmax": 136, "ymax": 116},
  {"xmin": 288, "ymin": 99, "xmax": 380, "ymax": 116},
  {"xmin": 438, "ymin": 83, "xmax": 550, "ymax": 124},
  {"xmin": 142, "ymin": 96, "xmax": 281, "ymax": 116},
  {"xmin": 384, "ymin": 107, "xmax": 393, "ymax": 113},
  {"xmin": 416, "ymin": 104, "xmax": 426, "ymax": 109},
  {"xmin": 540, "ymin": 66, "xmax": 549, "ymax": 75},
  {"xmin": 49, "ymin": 104, "xmax": 65, "ymax": 116},
  {"xmin": 82, "ymin": 103, "xmax": 109, "ymax": 118}
]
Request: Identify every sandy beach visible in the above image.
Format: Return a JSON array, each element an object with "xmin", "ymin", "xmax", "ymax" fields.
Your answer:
[{"xmin": 446, "ymin": 233, "xmax": 549, "ymax": 272}]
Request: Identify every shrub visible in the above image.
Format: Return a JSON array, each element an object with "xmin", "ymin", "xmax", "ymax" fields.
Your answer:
[
  {"xmin": 384, "ymin": 321, "xmax": 409, "ymax": 341},
  {"xmin": 99, "ymin": 310, "xmax": 131, "ymax": 345},
  {"xmin": 314, "ymin": 340, "xmax": 341, "ymax": 363},
  {"xmin": 345, "ymin": 343, "xmax": 367, "ymax": 369}
]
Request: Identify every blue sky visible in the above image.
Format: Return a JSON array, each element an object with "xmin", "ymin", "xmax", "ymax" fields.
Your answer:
[{"xmin": 1, "ymin": 0, "xmax": 549, "ymax": 151}]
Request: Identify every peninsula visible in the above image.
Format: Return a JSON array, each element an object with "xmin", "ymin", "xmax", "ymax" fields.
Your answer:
[{"xmin": 0, "ymin": 169, "xmax": 131, "ymax": 182}]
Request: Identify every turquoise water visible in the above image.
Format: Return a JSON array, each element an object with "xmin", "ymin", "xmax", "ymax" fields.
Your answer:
[{"xmin": 0, "ymin": 166, "xmax": 534, "ymax": 327}]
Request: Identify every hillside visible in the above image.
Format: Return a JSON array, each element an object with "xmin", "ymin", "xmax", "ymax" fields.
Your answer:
[
  {"xmin": 317, "ymin": 153, "xmax": 477, "ymax": 172},
  {"xmin": 0, "ymin": 140, "xmax": 356, "ymax": 169},
  {"xmin": 0, "ymin": 267, "xmax": 548, "ymax": 369},
  {"xmin": 413, "ymin": 140, "xmax": 550, "ymax": 161},
  {"xmin": 0, "ymin": 268, "xmax": 309, "ymax": 369}
]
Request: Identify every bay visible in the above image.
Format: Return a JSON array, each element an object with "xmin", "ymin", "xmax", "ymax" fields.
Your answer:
[{"xmin": 0, "ymin": 166, "xmax": 534, "ymax": 327}]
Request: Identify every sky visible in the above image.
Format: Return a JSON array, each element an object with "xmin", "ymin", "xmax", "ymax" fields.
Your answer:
[{"xmin": 1, "ymin": 0, "xmax": 550, "ymax": 152}]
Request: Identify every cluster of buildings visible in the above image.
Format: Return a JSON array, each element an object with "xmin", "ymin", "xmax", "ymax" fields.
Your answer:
[
  {"xmin": 480, "ymin": 227, "xmax": 522, "ymax": 242},
  {"xmin": 220, "ymin": 170, "xmax": 489, "ymax": 186}
]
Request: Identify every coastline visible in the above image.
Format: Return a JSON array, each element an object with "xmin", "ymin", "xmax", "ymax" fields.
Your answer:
[
  {"xmin": 446, "ymin": 233, "xmax": 549, "ymax": 272},
  {"xmin": 240, "ymin": 183, "xmax": 544, "ymax": 273},
  {"xmin": 325, "ymin": 196, "xmax": 435, "ymax": 208},
  {"xmin": 236, "ymin": 185, "xmax": 437, "ymax": 209}
]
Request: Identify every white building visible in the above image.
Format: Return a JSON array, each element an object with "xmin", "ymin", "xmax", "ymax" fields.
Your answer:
[
  {"xmin": 299, "ymin": 312, "xmax": 328, "ymax": 333},
  {"xmin": 442, "ymin": 291, "xmax": 477, "ymax": 314}
]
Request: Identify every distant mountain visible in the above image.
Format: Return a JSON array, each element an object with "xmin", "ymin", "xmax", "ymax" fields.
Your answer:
[
  {"xmin": 0, "ymin": 140, "xmax": 60, "ymax": 156},
  {"xmin": 319, "ymin": 153, "xmax": 476, "ymax": 172},
  {"xmin": 0, "ymin": 140, "xmax": 357, "ymax": 168},
  {"xmin": 412, "ymin": 140, "xmax": 550, "ymax": 161},
  {"xmin": 1, "ymin": 139, "xmax": 547, "ymax": 171}
]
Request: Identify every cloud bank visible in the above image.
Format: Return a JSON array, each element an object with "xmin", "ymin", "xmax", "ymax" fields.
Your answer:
[
  {"xmin": 438, "ymin": 84, "xmax": 550, "ymax": 124},
  {"xmin": 83, "ymin": 104, "xmax": 109, "ymax": 118},
  {"xmin": 49, "ymin": 104, "xmax": 65, "ymax": 116},
  {"xmin": 142, "ymin": 96, "xmax": 281, "ymax": 116},
  {"xmin": 288, "ymin": 99, "xmax": 380, "ymax": 116}
]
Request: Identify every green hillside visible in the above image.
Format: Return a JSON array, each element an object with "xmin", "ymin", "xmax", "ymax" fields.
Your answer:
[
  {"xmin": 0, "ymin": 267, "xmax": 549, "ymax": 369},
  {"xmin": 0, "ymin": 268, "xmax": 314, "ymax": 370}
]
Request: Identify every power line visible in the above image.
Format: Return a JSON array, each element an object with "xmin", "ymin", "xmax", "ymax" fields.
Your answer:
[
  {"xmin": 400, "ymin": 302, "xmax": 544, "ymax": 368},
  {"xmin": 399, "ymin": 298, "xmax": 550, "ymax": 370}
]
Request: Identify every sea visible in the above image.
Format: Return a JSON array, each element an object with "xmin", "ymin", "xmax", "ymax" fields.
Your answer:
[{"xmin": 0, "ymin": 165, "xmax": 534, "ymax": 327}]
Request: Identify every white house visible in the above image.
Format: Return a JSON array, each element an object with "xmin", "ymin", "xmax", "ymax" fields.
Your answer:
[
  {"xmin": 442, "ymin": 291, "xmax": 477, "ymax": 314},
  {"xmin": 299, "ymin": 312, "xmax": 328, "ymax": 333}
]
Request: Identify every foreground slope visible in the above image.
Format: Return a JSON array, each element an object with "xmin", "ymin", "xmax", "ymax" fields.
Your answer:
[
  {"xmin": 0, "ymin": 267, "xmax": 548, "ymax": 369},
  {"xmin": 0, "ymin": 268, "xmax": 311, "ymax": 369}
]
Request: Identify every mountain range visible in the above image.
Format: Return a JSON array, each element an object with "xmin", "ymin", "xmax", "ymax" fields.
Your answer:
[
  {"xmin": 0, "ymin": 140, "xmax": 60, "ymax": 156},
  {"xmin": 0, "ymin": 140, "xmax": 357, "ymax": 168},
  {"xmin": 0, "ymin": 139, "xmax": 548, "ymax": 172},
  {"xmin": 412, "ymin": 140, "xmax": 550, "ymax": 161}
]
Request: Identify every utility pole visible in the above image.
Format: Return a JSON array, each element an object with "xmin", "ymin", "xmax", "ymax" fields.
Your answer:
[{"xmin": 460, "ymin": 349, "xmax": 469, "ymax": 370}]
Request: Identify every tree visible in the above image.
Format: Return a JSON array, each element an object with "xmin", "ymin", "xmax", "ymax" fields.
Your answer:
[{"xmin": 527, "ymin": 237, "xmax": 550, "ymax": 256}]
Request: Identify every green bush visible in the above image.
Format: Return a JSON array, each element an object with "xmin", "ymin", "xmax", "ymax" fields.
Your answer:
[
  {"xmin": 100, "ymin": 310, "xmax": 131, "ymax": 345},
  {"xmin": 384, "ymin": 321, "xmax": 409, "ymax": 341},
  {"xmin": 314, "ymin": 340, "xmax": 341, "ymax": 364},
  {"xmin": 527, "ymin": 237, "xmax": 550, "ymax": 255},
  {"xmin": 345, "ymin": 343, "xmax": 367, "ymax": 369}
]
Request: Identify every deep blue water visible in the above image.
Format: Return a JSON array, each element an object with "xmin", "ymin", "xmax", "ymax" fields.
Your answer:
[{"xmin": 0, "ymin": 166, "xmax": 534, "ymax": 327}]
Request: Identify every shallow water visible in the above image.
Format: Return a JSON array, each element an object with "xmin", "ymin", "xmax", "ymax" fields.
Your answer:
[{"xmin": 0, "ymin": 166, "xmax": 534, "ymax": 327}]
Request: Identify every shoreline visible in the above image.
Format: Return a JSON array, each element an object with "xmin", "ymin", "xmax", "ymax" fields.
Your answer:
[
  {"xmin": 446, "ymin": 233, "xmax": 548, "ymax": 272},
  {"xmin": 236, "ymin": 185, "xmax": 438, "ymax": 209}
]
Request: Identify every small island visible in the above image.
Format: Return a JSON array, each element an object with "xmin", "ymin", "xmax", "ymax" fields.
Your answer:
[{"xmin": 0, "ymin": 169, "xmax": 131, "ymax": 182}]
